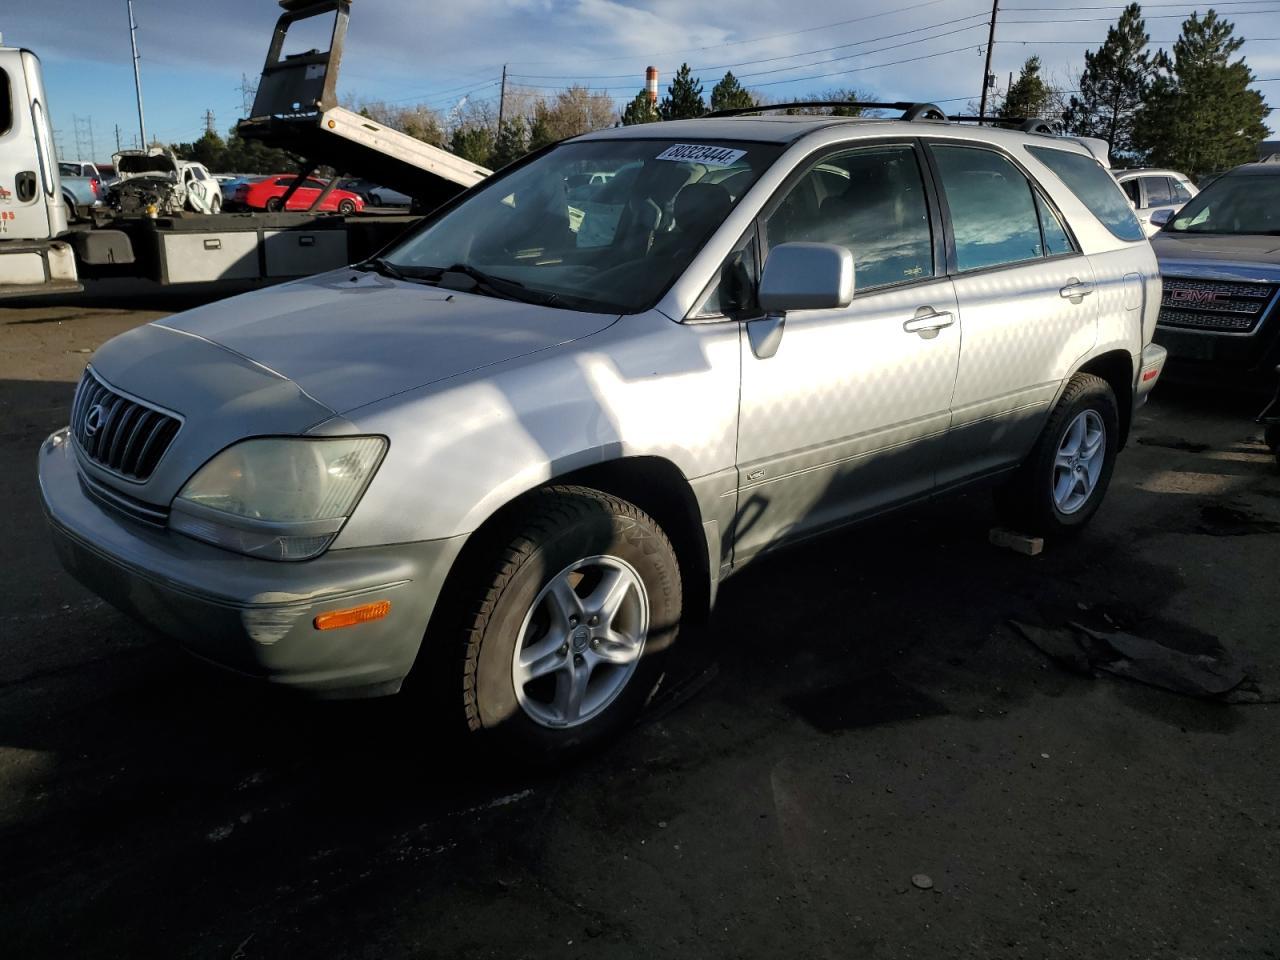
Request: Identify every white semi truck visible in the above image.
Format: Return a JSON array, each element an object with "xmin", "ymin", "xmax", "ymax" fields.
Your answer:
[{"xmin": 0, "ymin": 0, "xmax": 490, "ymax": 299}]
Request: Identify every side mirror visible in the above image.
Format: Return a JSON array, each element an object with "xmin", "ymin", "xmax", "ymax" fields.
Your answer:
[
  {"xmin": 750, "ymin": 242, "xmax": 855, "ymax": 359},
  {"xmin": 1149, "ymin": 208, "xmax": 1173, "ymax": 228}
]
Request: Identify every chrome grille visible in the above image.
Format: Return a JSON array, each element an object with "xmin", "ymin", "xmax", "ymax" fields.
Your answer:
[
  {"xmin": 1157, "ymin": 276, "xmax": 1277, "ymax": 334},
  {"xmin": 70, "ymin": 368, "xmax": 182, "ymax": 481}
]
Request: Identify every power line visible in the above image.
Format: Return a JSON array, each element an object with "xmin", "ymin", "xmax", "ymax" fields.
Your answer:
[
  {"xmin": 506, "ymin": 11, "xmax": 990, "ymax": 80},
  {"xmin": 1005, "ymin": 0, "xmax": 1278, "ymax": 8},
  {"xmin": 1004, "ymin": 8, "xmax": 1280, "ymax": 22},
  {"xmin": 504, "ymin": 0, "xmax": 962, "ymax": 67}
]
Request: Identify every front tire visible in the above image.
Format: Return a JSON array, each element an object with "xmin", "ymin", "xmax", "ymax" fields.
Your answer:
[
  {"xmin": 996, "ymin": 373, "xmax": 1120, "ymax": 536},
  {"xmin": 457, "ymin": 486, "xmax": 682, "ymax": 760},
  {"xmin": 337, "ymin": 198, "xmax": 356, "ymax": 215},
  {"xmin": 265, "ymin": 196, "xmax": 283, "ymax": 212}
]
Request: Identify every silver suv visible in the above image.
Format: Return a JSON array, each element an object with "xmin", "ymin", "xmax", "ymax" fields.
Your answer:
[{"xmin": 39, "ymin": 105, "xmax": 1166, "ymax": 757}]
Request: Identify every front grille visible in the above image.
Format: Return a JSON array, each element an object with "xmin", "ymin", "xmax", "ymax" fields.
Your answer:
[
  {"xmin": 71, "ymin": 368, "xmax": 182, "ymax": 481},
  {"xmin": 1157, "ymin": 276, "xmax": 1278, "ymax": 334}
]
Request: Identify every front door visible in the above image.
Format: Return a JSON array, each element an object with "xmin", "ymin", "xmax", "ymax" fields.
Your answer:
[
  {"xmin": 0, "ymin": 52, "xmax": 60, "ymax": 242},
  {"xmin": 733, "ymin": 141, "xmax": 960, "ymax": 561}
]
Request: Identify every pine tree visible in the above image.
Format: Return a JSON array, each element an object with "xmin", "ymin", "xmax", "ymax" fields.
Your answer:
[
  {"xmin": 659, "ymin": 64, "xmax": 706, "ymax": 120},
  {"xmin": 489, "ymin": 117, "xmax": 528, "ymax": 168},
  {"xmin": 527, "ymin": 112, "xmax": 556, "ymax": 151},
  {"xmin": 709, "ymin": 72, "xmax": 756, "ymax": 113},
  {"xmin": 621, "ymin": 90, "xmax": 659, "ymax": 125},
  {"xmin": 999, "ymin": 56, "xmax": 1056, "ymax": 122},
  {"xmin": 1133, "ymin": 10, "xmax": 1270, "ymax": 178},
  {"xmin": 1062, "ymin": 3, "xmax": 1153, "ymax": 162},
  {"xmin": 449, "ymin": 126, "xmax": 495, "ymax": 166}
]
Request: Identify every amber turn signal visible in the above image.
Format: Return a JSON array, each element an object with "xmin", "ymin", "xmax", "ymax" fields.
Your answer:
[{"xmin": 313, "ymin": 600, "xmax": 391, "ymax": 631}]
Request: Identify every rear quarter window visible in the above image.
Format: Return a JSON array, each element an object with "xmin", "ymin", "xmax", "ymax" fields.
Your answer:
[{"xmin": 1027, "ymin": 146, "xmax": 1145, "ymax": 242}]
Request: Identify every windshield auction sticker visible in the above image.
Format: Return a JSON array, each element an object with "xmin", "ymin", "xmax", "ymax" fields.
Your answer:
[{"xmin": 655, "ymin": 144, "xmax": 747, "ymax": 167}]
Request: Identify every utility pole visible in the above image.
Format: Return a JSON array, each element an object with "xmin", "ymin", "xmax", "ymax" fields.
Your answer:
[
  {"xmin": 127, "ymin": 0, "xmax": 148, "ymax": 148},
  {"xmin": 978, "ymin": 0, "xmax": 999, "ymax": 121},
  {"xmin": 497, "ymin": 65, "xmax": 507, "ymax": 131},
  {"xmin": 115, "ymin": 124, "xmax": 122, "ymax": 152},
  {"xmin": 238, "ymin": 73, "xmax": 257, "ymax": 118}
]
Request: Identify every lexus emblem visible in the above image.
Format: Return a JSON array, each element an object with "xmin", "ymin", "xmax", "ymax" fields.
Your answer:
[{"xmin": 84, "ymin": 403, "xmax": 106, "ymax": 437}]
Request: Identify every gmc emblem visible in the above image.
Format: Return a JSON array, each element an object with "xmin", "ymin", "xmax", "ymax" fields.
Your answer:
[{"xmin": 1169, "ymin": 288, "xmax": 1225, "ymax": 304}]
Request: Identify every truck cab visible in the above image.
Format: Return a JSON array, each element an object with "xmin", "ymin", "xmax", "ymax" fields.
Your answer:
[{"xmin": 0, "ymin": 39, "xmax": 79, "ymax": 296}]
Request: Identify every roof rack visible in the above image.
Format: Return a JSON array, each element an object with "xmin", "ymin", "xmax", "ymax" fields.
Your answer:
[
  {"xmin": 705, "ymin": 101, "xmax": 1056, "ymax": 134},
  {"xmin": 704, "ymin": 101, "xmax": 948, "ymax": 121}
]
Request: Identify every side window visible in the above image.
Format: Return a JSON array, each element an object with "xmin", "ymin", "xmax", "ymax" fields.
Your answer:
[
  {"xmin": 932, "ymin": 145, "xmax": 1042, "ymax": 272},
  {"xmin": 1143, "ymin": 176, "xmax": 1171, "ymax": 206},
  {"xmin": 1026, "ymin": 145, "xmax": 1145, "ymax": 242},
  {"xmin": 1035, "ymin": 191, "xmax": 1076, "ymax": 257},
  {"xmin": 0, "ymin": 69, "xmax": 11, "ymax": 136},
  {"xmin": 1122, "ymin": 179, "xmax": 1141, "ymax": 204},
  {"xmin": 1170, "ymin": 179, "xmax": 1192, "ymax": 202},
  {"xmin": 193, "ymin": 166, "xmax": 207, "ymax": 181},
  {"xmin": 305, "ymin": 179, "xmax": 327, "ymax": 190},
  {"xmin": 763, "ymin": 144, "xmax": 934, "ymax": 291},
  {"xmin": 58, "ymin": 162, "xmax": 79, "ymax": 178},
  {"xmin": 692, "ymin": 229, "xmax": 759, "ymax": 319}
]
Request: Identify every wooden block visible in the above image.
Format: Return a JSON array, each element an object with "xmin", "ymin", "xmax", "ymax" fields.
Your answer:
[{"xmin": 988, "ymin": 527, "xmax": 1044, "ymax": 556}]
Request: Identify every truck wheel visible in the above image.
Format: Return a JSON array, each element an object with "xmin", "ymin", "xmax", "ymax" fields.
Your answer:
[
  {"xmin": 338, "ymin": 198, "xmax": 356, "ymax": 215},
  {"xmin": 265, "ymin": 197, "xmax": 283, "ymax": 212},
  {"xmin": 456, "ymin": 486, "xmax": 681, "ymax": 761},
  {"xmin": 995, "ymin": 373, "xmax": 1119, "ymax": 536},
  {"xmin": 1265, "ymin": 424, "xmax": 1280, "ymax": 467},
  {"xmin": 368, "ymin": 193, "xmax": 382, "ymax": 206}
]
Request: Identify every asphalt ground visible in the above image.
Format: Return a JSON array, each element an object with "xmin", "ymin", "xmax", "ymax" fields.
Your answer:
[{"xmin": 1, "ymin": 283, "xmax": 1278, "ymax": 959}]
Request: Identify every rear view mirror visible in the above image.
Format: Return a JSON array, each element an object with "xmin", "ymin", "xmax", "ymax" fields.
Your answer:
[
  {"xmin": 1149, "ymin": 208, "xmax": 1174, "ymax": 228},
  {"xmin": 759, "ymin": 242, "xmax": 855, "ymax": 313},
  {"xmin": 750, "ymin": 243, "xmax": 855, "ymax": 359}
]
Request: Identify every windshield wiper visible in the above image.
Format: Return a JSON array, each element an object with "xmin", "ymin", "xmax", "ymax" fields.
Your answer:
[
  {"xmin": 428, "ymin": 263, "xmax": 561, "ymax": 307},
  {"xmin": 352, "ymin": 257, "xmax": 426, "ymax": 284}
]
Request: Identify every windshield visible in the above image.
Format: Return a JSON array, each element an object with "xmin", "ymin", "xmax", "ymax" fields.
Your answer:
[
  {"xmin": 1166, "ymin": 173, "xmax": 1280, "ymax": 235},
  {"xmin": 383, "ymin": 138, "xmax": 781, "ymax": 313}
]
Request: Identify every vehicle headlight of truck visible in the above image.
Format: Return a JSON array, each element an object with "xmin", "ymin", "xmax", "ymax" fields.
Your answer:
[{"xmin": 169, "ymin": 437, "xmax": 388, "ymax": 561}]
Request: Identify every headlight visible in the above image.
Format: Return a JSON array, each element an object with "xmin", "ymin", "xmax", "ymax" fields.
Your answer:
[{"xmin": 169, "ymin": 437, "xmax": 387, "ymax": 561}]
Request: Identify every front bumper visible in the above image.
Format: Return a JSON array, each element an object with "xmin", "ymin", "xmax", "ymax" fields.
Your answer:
[{"xmin": 38, "ymin": 430, "xmax": 465, "ymax": 697}]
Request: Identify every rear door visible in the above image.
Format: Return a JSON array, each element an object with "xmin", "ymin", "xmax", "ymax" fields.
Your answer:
[{"xmin": 926, "ymin": 141, "xmax": 1098, "ymax": 488}]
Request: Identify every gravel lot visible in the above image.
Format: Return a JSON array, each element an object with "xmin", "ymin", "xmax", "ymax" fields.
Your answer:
[{"xmin": 2, "ymin": 283, "xmax": 1278, "ymax": 959}]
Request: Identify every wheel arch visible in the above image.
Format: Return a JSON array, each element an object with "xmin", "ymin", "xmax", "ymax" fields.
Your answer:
[{"xmin": 1074, "ymin": 349, "xmax": 1135, "ymax": 448}]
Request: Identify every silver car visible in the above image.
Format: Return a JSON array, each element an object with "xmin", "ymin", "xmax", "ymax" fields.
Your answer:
[{"xmin": 39, "ymin": 109, "xmax": 1167, "ymax": 757}]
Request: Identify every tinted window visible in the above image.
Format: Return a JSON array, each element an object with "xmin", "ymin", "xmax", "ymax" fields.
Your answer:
[
  {"xmin": 1028, "ymin": 145, "xmax": 1145, "ymax": 241},
  {"xmin": 193, "ymin": 166, "xmax": 207, "ymax": 180},
  {"xmin": 1121, "ymin": 179, "xmax": 1141, "ymax": 204},
  {"xmin": 0, "ymin": 69, "xmax": 10, "ymax": 136},
  {"xmin": 58, "ymin": 162, "xmax": 80, "ymax": 177},
  {"xmin": 1035, "ymin": 191, "xmax": 1075, "ymax": 256},
  {"xmin": 765, "ymin": 144, "xmax": 933, "ymax": 290},
  {"xmin": 933, "ymin": 145, "xmax": 1042, "ymax": 272},
  {"xmin": 1143, "ymin": 176, "xmax": 1171, "ymax": 206},
  {"xmin": 1170, "ymin": 178, "xmax": 1192, "ymax": 202}
]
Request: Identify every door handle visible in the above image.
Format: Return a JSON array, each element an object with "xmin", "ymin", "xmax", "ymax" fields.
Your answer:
[
  {"xmin": 1060, "ymin": 278, "xmax": 1095, "ymax": 302},
  {"xmin": 903, "ymin": 307, "xmax": 954, "ymax": 336}
]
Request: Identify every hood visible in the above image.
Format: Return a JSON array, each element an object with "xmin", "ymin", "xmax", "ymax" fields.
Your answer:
[
  {"xmin": 153, "ymin": 269, "xmax": 621, "ymax": 414},
  {"xmin": 1152, "ymin": 231, "xmax": 1280, "ymax": 282},
  {"xmin": 112, "ymin": 147, "xmax": 179, "ymax": 180}
]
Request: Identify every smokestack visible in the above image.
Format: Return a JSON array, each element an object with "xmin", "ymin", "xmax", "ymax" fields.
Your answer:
[{"xmin": 645, "ymin": 66, "xmax": 658, "ymax": 104}]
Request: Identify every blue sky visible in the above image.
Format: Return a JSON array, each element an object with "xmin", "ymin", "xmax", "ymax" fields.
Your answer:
[{"xmin": 6, "ymin": 0, "xmax": 1276, "ymax": 163}]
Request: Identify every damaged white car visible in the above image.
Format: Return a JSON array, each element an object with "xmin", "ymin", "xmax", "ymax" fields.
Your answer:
[{"xmin": 107, "ymin": 148, "xmax": 223, "ymax": 215}]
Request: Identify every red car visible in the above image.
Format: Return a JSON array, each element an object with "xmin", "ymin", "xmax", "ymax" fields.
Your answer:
[{"xmin": 235, "ymin": 175, "xmax": 365, "ymax": 214}]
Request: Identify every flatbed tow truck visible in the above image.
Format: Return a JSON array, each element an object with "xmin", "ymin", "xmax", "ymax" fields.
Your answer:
[{"xmin": 0, "ymin": 0, "xmax": 490, "ymax": 298}]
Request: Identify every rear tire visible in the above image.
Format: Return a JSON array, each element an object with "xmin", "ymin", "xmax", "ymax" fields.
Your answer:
[
  {"xmin": 368, "ymin": 193, "xmax": 382, "ymax": 206},
  {"xmin": 265, "ymin": 196, "xmax": 283, "ymax": 212},
  {"xmin": 338, "ymin": 198, "xmax": 356, "ymax": 215},
  {"xmin": 995, "ymin": 373, "xmax": 1120, "ymax": 536},
  {"xmin": 454, "ymin": 486, "xmax": 682, "ymax": 762}
]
